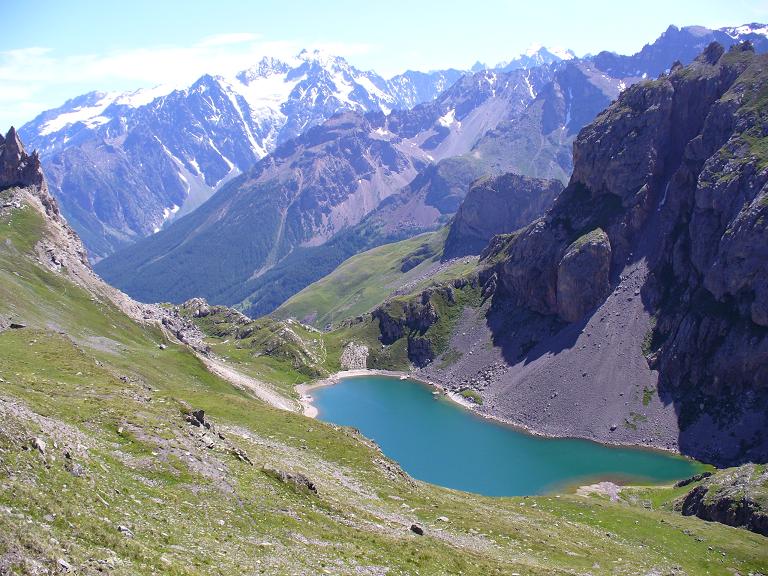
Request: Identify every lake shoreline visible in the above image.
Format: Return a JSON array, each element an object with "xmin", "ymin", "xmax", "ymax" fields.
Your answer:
[{"xmin": 294, "ymin": 369, "xmax": 703, "ymax": 464}]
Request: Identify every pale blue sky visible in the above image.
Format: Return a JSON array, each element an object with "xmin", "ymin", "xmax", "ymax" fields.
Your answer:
[{"xmin": 1, "ymin": 0, "xmax": 766, "ymax": 129}]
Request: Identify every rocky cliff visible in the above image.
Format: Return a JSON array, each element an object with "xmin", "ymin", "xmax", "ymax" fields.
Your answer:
[
  {"xmin": 443, "ymin": 173, "xmax": 563, "ymax": 258},
  {"xmin": 489, "ymin": 42, "xmax": 768, "ymax": 464},
  {"xmin": 1, "ymin": 127, "xmax": 46, "ymax": 192},
  {"xmin": 377, "ymin": 43, "xmax": 768, "ymax": 466}
]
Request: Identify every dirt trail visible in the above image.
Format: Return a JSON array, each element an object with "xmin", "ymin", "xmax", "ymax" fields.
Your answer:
[{"xmin": 200, "ymin": 355, "xmax": 299, "ymax": 413}]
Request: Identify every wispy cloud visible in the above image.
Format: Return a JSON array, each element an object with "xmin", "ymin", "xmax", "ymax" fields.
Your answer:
[{"xmin": 0, "ymin": 35, "xmax": 374, "ymax": 128}]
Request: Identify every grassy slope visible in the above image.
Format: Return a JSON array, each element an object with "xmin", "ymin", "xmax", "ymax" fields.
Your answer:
[
  {"xmin": 1, "ymin": 200, "xmax": 766, "ymax": 575},
  {"xmin": 274, "ymin": 228, "xmax": 476, "ymax": 329}
]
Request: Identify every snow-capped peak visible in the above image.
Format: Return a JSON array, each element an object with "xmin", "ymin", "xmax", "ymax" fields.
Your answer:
[
  {"xmin": 237, "ymin": 56, "xmax": 291, "ymax": 83},
  {"xmin": 722, "ymin": 22, "xmax": 768, "ymax": 39},
  {"xmin": 524, "ymin": 44, "xmax": 575, "ymax": 60},
  {"xmin": 495, "ymin": 45, "xmax": 577, "ymax": 71},
  {"xmin": 36, "ymin": 85, "xmax": 177, "ymax": 136},
  {"xmin": 113, "ymin": 84, "xmax": 176, "ymax": 107},
  {"xmin": 524, "ymin": 43, "xmax": 544, "ymax": 57},
  {"xmin": 548, "ymin": 47, "xmax": 576, "ymax": 61},
  {"xmin": 296, "ymin": 48, "xmax": 347, "ymax": 70}
]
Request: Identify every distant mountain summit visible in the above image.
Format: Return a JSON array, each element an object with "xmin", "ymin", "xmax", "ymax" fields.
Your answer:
[
  {"xmin": 496, "ymin": 45, "xmax": 576, "ymax": 72},
  {"xmin": 592, "ymin": 23, "xmax": 768, "ymax": 78}
]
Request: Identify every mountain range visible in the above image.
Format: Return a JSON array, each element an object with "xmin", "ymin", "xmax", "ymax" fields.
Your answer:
[
  {"xmin": 19, "ymin": 50, "xmax": 467, "ymax": 257},
  {"xmin": 95, "ymin": 23, "xmax": 768, "ymax": 316}
]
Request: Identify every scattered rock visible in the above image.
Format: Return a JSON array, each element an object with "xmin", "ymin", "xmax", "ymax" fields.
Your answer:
[
  {"xmin": 56, "ymin": 558, "xmax": 72, "ymax": 573},
  {"xmin": 31, "ymin": 437, "xmax": 46, "ymax": 455},
  {"xmin": 186, "ymin": 409, "xmax": 211, "ymax": 429},
  {"xmin": 410, "ymin": 523, "xmax": 424, "ymax": 535},
  {"xmin": 263, "ymin": 466, "xmax": 317, "ymax": 494},
  {"xmin": 231, "ymin": 447, "xmax": 253, "ymax": 466},
  {"xmin": 340, "ymin": 342, "xmax": 369, "ymax": 370},
  {"xmin": 117, "ymin": 525, "xmax": 133, "ymax": 537}
]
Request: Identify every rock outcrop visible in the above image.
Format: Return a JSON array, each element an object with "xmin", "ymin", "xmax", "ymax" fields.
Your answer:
[
  {"xmin": 677, "ymin": 464, "xmax": 768, "ymax": 536},
  {"xmin": 373, "ymin": 295, "xmax": 440, "ymax": 367},
  {"xmin": 0, "ymin": 127, "xmax": 45, "ymax": 192},
  {"xmin": 556, "ymin": 228, "xmax": 611, "ymax": 322},
  {"xmin": 443, "ymin": 173, "xmax": 564, "ymax": 259}
]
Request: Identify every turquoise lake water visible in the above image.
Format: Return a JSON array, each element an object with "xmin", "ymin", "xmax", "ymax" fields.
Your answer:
[{"xmin": 312, "ymin": 375, "xmax": 702, "ymax": 496}]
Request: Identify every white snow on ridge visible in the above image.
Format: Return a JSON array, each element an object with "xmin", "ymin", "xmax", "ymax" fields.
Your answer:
[
  {"xmin": 39, "ymin": 84, "xmax": 176, "ymax": 136},
  {"xmin": 525, "ymin": 43, "xmax": 544, "ymax": 57},
  {"xmin": 39, "ymin": 92, "xmax": 118, "ymax": 135},
  {"xmin": 724, "ymin": 24, "xmax": 768, "ymax": 38},
  {"xmin": 549, "ymin": 47, "xmax": 576, "ymax": 60},
  {"xmin": 154, "ymin": 204, "xmax": 181, "ymax": 233},
  {"xmin": 355, "ymin": 75, "xmax": 394, "ymax": 113},
  {"xmin": 114, "ymin": 84, "xmax": 175, "ymax": 107},
  {"xmin": 523, "ymin": 71, "xmax": 536, "ymax": 99}
]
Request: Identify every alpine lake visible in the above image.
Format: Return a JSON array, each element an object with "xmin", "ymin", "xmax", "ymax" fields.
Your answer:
[{"xmin": 312, "ymin": 375, "xmax": 704, "ymax": 496}]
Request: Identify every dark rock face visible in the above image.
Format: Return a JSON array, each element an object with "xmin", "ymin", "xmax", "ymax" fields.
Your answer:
[
  {"xmin": 678, "ymin": 464, "xmax": 768, "ymax": 536},
  {"xmin": 444, "ymin": 173, "xmax": 564, "ymax": 259},
  {"xmin": 674, "ymin": 471, "xmax": 713, "ymax": 488},
  {"xmin": 486, "ymin": 43, "xmax": 768, "ymax": 464},
  {"xmin": 407, "ymin": 336, "xmax": 435, "ymax": 368},
  {"xmin": 556, "ymin": 228, "xmax": 611, "ymax": 322}
]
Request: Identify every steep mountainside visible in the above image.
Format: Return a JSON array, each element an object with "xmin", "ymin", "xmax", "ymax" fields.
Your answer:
[
  {"xmin": 96, "ymin": 67, "xmax": 556, "ymax": 306},
  {"xmin": 443, "ymin": 173, "xmax": 564, "ymax": 258},
  {"xmin": 357, "ymin": 43, "xmax": 768, "ymax": 466},
  {"xmin": 4, "ymin": 132, "xmax": 766, "ymax": 575},
  {"xmin": 19, "ymin": 51, "xmax": 464, "ymax": 258}
]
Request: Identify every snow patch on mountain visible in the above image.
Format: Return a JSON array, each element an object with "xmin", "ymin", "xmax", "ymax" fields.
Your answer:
[
  {"xmin": 723, "ymin": 23, "xmax": 768, "ymax": 38},
  {"xmin": 438, "ymin": 108, "xmax": 459, "ymax": 128},
  {"xmin": 38, "ymin": 92, "xmax": 117, "ymax": 135}
]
